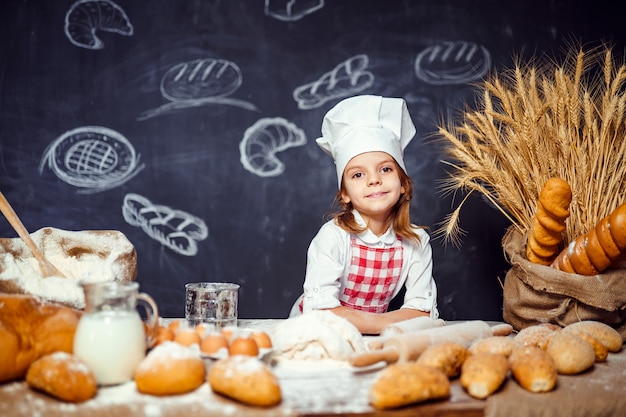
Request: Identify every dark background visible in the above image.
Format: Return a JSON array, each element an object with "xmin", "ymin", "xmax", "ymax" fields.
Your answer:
[{"xmin": 0, "ymin": 0, "xmax": 623, "ymax": 320}]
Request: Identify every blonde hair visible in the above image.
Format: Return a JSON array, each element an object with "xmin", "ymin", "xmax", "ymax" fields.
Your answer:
[{"xmin": 330, "ymin": 163, "xmax": 423, "ymax": 245}]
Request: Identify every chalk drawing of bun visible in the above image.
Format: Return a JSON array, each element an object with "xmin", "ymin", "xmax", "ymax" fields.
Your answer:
[
  {"xmin": 161, "ymin": 58, "xmax": 242, "ymax": 101},
  {"xmin": 293, "ymin": 54, "xmax": 374, "ymax": 110},
  {"xmin": 39, "ymin": 126, "xmax": 144, "ymax": 193},
  {"xmin": 122, "ymin": 193, "xmax": 208, "ymax": 257},
  {"xmin": 414, "ymin": 41, "xmax": 491, "ymax": 85},
  {"xmin": 240, "ymin": 117, "xmax": 307, "ymax": 177},
  {"xmin": 137, "ymin": 58, "xmax": 258, "ymax": 121},
  {"xmin": 65, "ymin": 0, "xmax": 134, "ymax": 50}
]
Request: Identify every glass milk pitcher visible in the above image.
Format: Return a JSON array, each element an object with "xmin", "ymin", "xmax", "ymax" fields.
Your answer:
[{"xmin": 73, "ymin": 281, "xmax": 158, "ymax": 385}]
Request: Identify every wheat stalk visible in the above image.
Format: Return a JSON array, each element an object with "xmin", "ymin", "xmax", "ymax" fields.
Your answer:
[{"xmin": 436, "ymin": 44, "xmax": 626, "ymax": 247}]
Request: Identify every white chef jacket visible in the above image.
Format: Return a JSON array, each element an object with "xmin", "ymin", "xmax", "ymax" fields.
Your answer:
[{"xmin": 294, "ymin": 210, "xmax": 439, "ymax": 318}]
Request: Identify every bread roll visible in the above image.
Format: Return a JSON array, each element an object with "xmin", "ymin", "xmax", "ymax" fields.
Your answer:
[
  {"xmin": 509, "ymin": 346, "xmax": 557, "ymax": 392},
  {"xmin": 460, "ymin": 352, "xmax": 509, "ymax": 399},
  {"xmin": 563, "ymin": 321, "xmax": 623, "ymax": 352},
  {"xmin": 25, "ymin": 352, "xmax": 97, "ymax": 403},
  {"xmin": 469, "ymin": 336, "xmax": 520, "ymax": 357},
  {"xmin": 514, "ymin": 324, "xmax": 557, "ymax": 348},
  {"xmin": 415, "ymin": 341, "xmax": 469, "ymax": 378},
  {"xmin": 208, "ymin": 355, "xmax": 281, "ymax": 407},
  {"xmin": 546, "ymin": 331, "xmax": 595, "ymax": 375},
  {"xmin": 0, "ymin": 294, "xmax": 81, "ymax": 383},
  {"xmin": 566, "ymin": 330, "xmax": 608, "ymax": 362},
  {"xmin": 369, "ymin": 363, "xmax": 450, "ymax": 409},
  {"xmin": 135, "ymin": 341, "xmax": 206, "ymax": 396}
]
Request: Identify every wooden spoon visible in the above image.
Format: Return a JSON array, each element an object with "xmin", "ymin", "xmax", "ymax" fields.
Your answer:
[{"xmin": 0, "ymin": 191, "xmax": 65, "ymax": 278}]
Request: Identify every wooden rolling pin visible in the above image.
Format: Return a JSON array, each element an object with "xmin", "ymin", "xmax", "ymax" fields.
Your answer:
[
  {"xmin": 350, "ymin": 320, "xmax": 513, "ymax": 367},
  {"xmin": 368, "ymin": 316, "xmax": 447, "ymax": 350}
]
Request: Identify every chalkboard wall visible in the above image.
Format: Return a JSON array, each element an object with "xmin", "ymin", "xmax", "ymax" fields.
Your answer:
[{"xmin": 0, "ymin": 0, "xmax": 623, "ymax": 320}]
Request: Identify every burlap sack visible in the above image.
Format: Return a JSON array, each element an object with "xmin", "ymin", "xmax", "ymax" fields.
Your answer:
[{"xmin": 502, "ymin": 226, "xmax": 626, "ymax": 340}]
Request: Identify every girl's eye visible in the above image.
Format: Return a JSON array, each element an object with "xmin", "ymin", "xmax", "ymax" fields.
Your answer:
[
  {"xmin": 351, "ymin": 172, "xmax": 363, "ymax": 179},
  {"xmin": 381, "ymin": 166, "xmax": 393, "ymax": 173}
]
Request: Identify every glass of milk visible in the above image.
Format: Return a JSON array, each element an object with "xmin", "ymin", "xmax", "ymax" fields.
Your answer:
[{"xmin": 73, "ymin": 281, "xmax": 159, "ymax": 385}]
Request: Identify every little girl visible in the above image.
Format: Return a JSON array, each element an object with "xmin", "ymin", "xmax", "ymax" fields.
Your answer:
[{"xmin": 291, "ymin": 95, "xmax": 439, "ymax": 334}]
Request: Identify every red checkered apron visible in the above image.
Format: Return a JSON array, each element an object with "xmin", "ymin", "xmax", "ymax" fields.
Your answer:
[{"xmin": 339, "ymin": 236, "xmax": 403, "ymax": 313}]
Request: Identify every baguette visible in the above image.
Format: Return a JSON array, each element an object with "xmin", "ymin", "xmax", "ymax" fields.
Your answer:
[
  {"xmin": 526, "ymin": 178, "xmax": 572, "ymax": 265},
  {"xmin": 415, "ymin": 341, "xmax": 469, "ymax": 378},
  {"xmin": 460, "ymin": 352, "xmax": 509, "ymax": 399},
  {"xmin": 551, "ymin": 202, "xmax": 626, "ymax": 275},
  {"xmin": 509, "ymin": 346, "xmax": 557, "ymax": 392},
  {"xmin": 369, "ymin": 363, "xmax": 450, "ymax": 409}
]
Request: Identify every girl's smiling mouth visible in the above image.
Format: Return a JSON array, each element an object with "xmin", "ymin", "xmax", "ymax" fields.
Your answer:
[{"xmin": 367, "ymin": 191, "xmax": 388, "ymax": 198}]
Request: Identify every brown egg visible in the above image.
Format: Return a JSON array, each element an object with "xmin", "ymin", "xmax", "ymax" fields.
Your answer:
[
  {"xmin": 155, "ymin": 326, "xmax": 176, "ymax": 346},
  {"xmin": 168, "ymin": 319, "xmax": 182, "ymax": 333},
  {"xmin": 229, "ymin": 337, "xmax": 259, "ymax": 356},
  {"xmin": 174, "ymin": 328, "xmax": 202, "ymax": 347},
  {"xmin": 250, "ymin": 331, "xmax": 273, "ymax": 349},
  {"xmin": 221, "ymin": 326, "xmax": 236, "ymax": 341},
  {"xmin": 200, "ymin": 333, "xmax": 229, "ymax": 355},
  {"xmin": 195, "ymin": 323, "xmax": 210, "ymax": 338}
]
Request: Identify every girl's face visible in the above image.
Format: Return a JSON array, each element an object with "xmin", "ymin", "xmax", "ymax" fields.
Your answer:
[{"xmin": 340, "ymin": 151, "xmax": 405, "ymax": 222}]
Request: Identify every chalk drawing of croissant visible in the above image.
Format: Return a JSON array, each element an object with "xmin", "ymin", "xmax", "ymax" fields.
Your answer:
[
  {"xmin": 240, "ymin": 117, "xmax": 307, "ymax": 178},
  {"xmin": 293, "ymin": 54, "xmax": 374, "ymax": 110},
  {"xmin": 138, "ymin": 58, "xmax": 259, "ymax": 121},
  {"xmin": 64, "ymin": 0, "xmax": 134, "ymax": 50},
  {"xmin": 39, "ymin": 126, "xmax": 144, "ymax": 194},
  {"xmin": 265, "ymin": 0, "xmax": 325, "ymax": 21},
  {"xmin": 122, "ymin": 193, "xmax": 209, "ymax": 257}
]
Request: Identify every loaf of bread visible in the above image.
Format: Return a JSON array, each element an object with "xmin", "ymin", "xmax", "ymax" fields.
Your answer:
[
  {"xmin": 563, "ymin": 329, "xmax": 608, "ymax": 362},
  {"xmin": 415, "ymin": 341, "xmax": 469, "ymax": 378},
  {"xmin": 509, "ymin": 346, "xmax": 557, "ymax": 392},
  {"xmin": 469, "ymin": 336, "xmax": 521, "ymax": 357},
  {"xmin": 526, "ymin": 178, "xmax": 572, "ymax": 265},
  {"xmin": 369, "ymin": 363, "xmax": 450, "ymax": 409},
  {"xmin": 460, "ymin": 352, "xmax": 509, "ymax": 399},
  {"xmin": 513, "ymin": 324, "xmax": 558, "ymax": 348},
  {"xmin": 0, "ymin": 227, "xmax": 138, "ymax": 309},
  {"xmin": 135, "ymin": 341, "xmax": 206, "ymax": 396},
  {"xmin": 25, "ymin": 352, "xmax": 97, "ymax": 402},
  {"xmin": 551, "ymin": 202, "xmax": 626, "ymax": 275},
  {"xmin": 0, "ymin": 294, "xmax": 81, "ymax": 383},
  {"xmin": 208, "ymin": 355, "xmax": 281, "ymax": 407},
  {"xmin": 545, "ymin": 331, "xmax": 595, "ymax": 374},
  {"xmin": 563, "ymin": 320, "xmax": 623, "ymax": 352}
]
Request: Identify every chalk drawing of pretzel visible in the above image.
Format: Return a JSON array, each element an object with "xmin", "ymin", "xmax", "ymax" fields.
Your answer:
[
  {"xmin": 122, "ymin": 193, "xmax": 208, "ymax": 256},
  {"xmin": 293, "ymin": 54, "xmax": 374, "ymax": 110},
  {"xmin": 65, "ymin": 0, "xmax": 134, "ymax": 50}
]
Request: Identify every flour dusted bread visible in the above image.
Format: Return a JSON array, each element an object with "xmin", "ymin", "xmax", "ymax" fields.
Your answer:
[
  {"xmin": 135, "ymin": 341, "xmax": 206, "ymax": 396},
  {"xmin": 369, "ymin": 363, "xmax": 450, "ymax": 409},
  {"xmin": 0, "ymin": 294, "xmax": 81, "ymax": 383},
  {"xmin": 25, "ymin": 351, "xmax": 97, "ymax": 403},
  {"xmin": 415, "ymin": 341, "xmax": 469, "ymax": 378},
  {"xmin": 469, "ymin": 336, "xmax": 520, "ymax": 357},
  {"xmin": 546, "ymin": 331, "xmax": 596, "ymax": 374},
  {"xmin": 509, "ymin": 346, "xmax": 557, "ymax": 392},
  {"xmin": 208, "ymin": 355, "xmax": 281, "ymax": 407},
  {"xmin": 460, "ymin": 352, "xmax": 509, "ymax": 399},
  {"xmin": 0, "ymin": 227, "xmax": 137, "ymax": 309},
  {"xmin": 563, "ymin": 320, "xmax": 623, "ymax": 352}
]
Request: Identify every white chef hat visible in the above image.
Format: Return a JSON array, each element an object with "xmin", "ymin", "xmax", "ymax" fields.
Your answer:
[{"xmin": 316, "ymin": 95, "xmax": 416, "ymax": 187}]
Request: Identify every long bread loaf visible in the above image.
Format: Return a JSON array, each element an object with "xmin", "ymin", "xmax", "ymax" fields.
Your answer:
[
  {"xmin": 526, "ymin": 177, "xmax": 572, "ymax": 265},
  {"xmin": 551, "ymin": 202, "xmax": 626, "ymax": 275}
]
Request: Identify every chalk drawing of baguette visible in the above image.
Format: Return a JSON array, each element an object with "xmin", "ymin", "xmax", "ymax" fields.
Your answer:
[
  {"xmin": 239, "ymin": 117, "xmax": 307, "ymax": 178},
  {"xmin": 293, "ymin": 54, "xmax": 374, "ymax": 110},
  {"xmin": 65, "ymin": 0, "xmax": 134, "ymax": 50},
  {"xmin": 414, "ymin": 41, "xmax": 491, "ymax": 85},
  {"xmin": 122, "ymin": 193, "xmax": 208, "ymax": 256},
  {"xmin": 138, "ymin": 58, "xmax": 259, "ymax": 121}
]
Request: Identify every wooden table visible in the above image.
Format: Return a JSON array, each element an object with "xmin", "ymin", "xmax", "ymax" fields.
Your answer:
[{"xmin": 1, "ymin": 319, "xmax": 624, "ymax": 417}]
